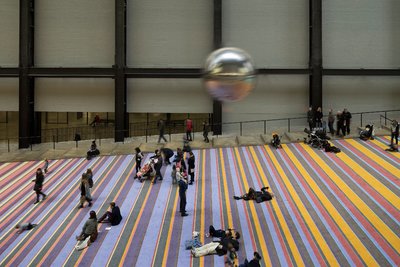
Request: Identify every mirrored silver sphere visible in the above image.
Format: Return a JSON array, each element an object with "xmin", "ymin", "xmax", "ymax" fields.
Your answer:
[{"xmin": 203, "ymin": 47, "xmax": 256, "ymax": 102}]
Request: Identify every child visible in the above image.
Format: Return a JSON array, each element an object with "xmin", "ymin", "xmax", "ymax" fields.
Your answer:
[
  {"xmin": 15, "ymin": 223, "xmax": 37, "ymax": 234},
  {"xmin": 43, "ymin": 159, "xmax": 49, "ymax": 174}
]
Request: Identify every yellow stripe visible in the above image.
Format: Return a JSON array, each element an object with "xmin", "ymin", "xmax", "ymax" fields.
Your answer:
[
  {"xmin": 300, "ymin": 143, "xmax": 400, "ymax": 254},
  {"xmin": 159, "ymin": 189, "xmax": 180, "ymax": 266},
  {"xmin": 250, "ymin": 146, "xmax": 303, "ymax": 266},
  {"xmin": 375, "ymin": 137, "xmax": 400, "ymax": 159},
  {"xmin": 282, "ymin": 145, "xmax": 378, "ymax": 265},
  {"xmin": 265, "ymin": 145, "xmax": 340, "ymax": 266},
  {"xmin": 345, "ymin": 139, "xmax": 400, "ymax": 179},
  {"xmin": 233, "ymin": 147, "xmax": 272, "ymax": 266},
  {"xmin": 199, "ymin": 149, "xmax": 207, "ymax": 267}
]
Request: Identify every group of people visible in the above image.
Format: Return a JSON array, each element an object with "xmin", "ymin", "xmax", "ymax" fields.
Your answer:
[
  {"xmin": 189, "ymin": 225, "xmax": 262, "ymax": 267},
  {"xmin": 308, "ymin": 107, "xmax": 352, "ymax": 137},
  {"xmin": 157, "ymin": 118, "xmax": 210, "ymax": 144}
]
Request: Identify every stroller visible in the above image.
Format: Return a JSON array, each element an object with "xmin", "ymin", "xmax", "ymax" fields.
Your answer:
[
  {"xmin": 304, "ymin": 128, "xmax": 325, "ymax": 149},
  {"xmin": 271, "ymin": 133, "xmax": 282, "ymax": 149},
  {"xmin": 136, "ymin": 158, "xmax": 157, "ymax": 182},
  {"xmin": 360, "ymin": 124, "xmax": 374, "ymax": 141}
]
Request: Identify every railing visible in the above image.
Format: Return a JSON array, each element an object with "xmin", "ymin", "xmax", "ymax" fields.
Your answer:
[{"xmin": 0, "ymin": 109, "xmax": 399, "ymax": 152}]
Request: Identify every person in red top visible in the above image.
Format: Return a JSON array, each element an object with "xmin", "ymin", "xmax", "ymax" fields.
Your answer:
[{"xmin": 185, "ymin": 118, "xmax": 193, "ymax": 141}]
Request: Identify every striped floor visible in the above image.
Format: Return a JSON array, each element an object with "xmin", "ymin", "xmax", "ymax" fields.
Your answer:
[{"xmin": 0, "ymin": 136, "xmax": 399, "ymax": 267}]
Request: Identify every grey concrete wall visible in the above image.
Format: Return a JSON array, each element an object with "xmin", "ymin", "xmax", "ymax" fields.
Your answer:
[
  {"xmin": 223, "ymin": 0, "xmax": 309, "ymax": 68},
  {"xmin": 0, "ymin": 0, "xmax": 19, "ymax": 67},
  {"xmin": 0, "ymin": 79, "xmax": 19, "ymax": 111},
  {"xmin": 127, "ymin": 78, "xmax": 213, "ymax": 113},
  {"xmin": 127, "ymin": 0, "xmax": 213, "ymax": 67},
  {"xmin": 323, "ymin": 0, "xmax": 400, "ymax": 68},
  {"xmin": 35, "ymin": 78, "xmax": 114, "ymax": 112},
  {"xmin": 35, "ymin": 0, "xmax": 114, "ymax": 67}
]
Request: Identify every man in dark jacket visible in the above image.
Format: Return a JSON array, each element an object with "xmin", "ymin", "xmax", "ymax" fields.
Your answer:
[
  {"xmin": 178, "ymin": 176, "xmax": 188, "ymax": 216},
  {"xmin": 98, "ymin": 202, "xmax": 122, "ymax": 226},
  {"xmin": 160, "ymin": 148, "xmax": 174, "ymax": 165},
  {"xmin": 342, "ymin": 108, "xmax": 352, "ymax": 135},
  {"xmin": 32, "ymin": 168, "xmax": 47, "ymax": 204},
  {"xmin": 233, "ymin": 187, "xmax": 274, "ymax": 203},
  {"xmin": 187, "ymin": 152, "xmax": 195, "ymax": 185}
]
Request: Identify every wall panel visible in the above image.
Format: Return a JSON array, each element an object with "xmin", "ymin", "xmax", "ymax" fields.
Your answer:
[
  {"xmin": 223, "ymin": 0, "xmax": 309, "ymax": 68},
  {"xmin": 323, "ymin": 0, "xmax": 400, "ymax": 68},
  {"xmin": 127, "ymin": 79, "xmax": 213, "ymax": 113},
  {"xmin": 35, "ymin": 78, "xmax": 114, "ymax": 112},
  {"xmin": 0, "ymin": 78, "xmax": 19, "ymax": 111},
  {"xmin": 127, "ymin": 0, "xmax": 213, "ymax": 67},
  {"xmin": 323, "ymin": 76, "xmax": 400, "ymax": 112},
  {"xmin": 0, "ymin": 0, "xmax": 19, "ymax": 67},
  {"xmin": 35, "ymin": 0, "xmax": 114, "ymax": 67}
]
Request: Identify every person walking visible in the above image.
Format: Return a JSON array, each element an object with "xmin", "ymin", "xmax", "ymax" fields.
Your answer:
[
  {"xmin": 327, "ymin": 109, "xmax": 335, "ymax": 135},
  {"xmin": 157, "ymin": 119, "xmax": 167, "ymax": 143},
  {"xmin": 185, "ymin": 118, "xmax": 193, "ymax": 141},
  {"xmin": 336, "ymin": 111, "xmax": 345, "ymax": 136},
  {"xmin": 32, "ymin": 168, "xmax": 47, "ymax": 204},
  {"xmin": 178, "ymin": 175, "xmax": 188, "ymax": 216},
  {"xmin": 187, "ymin": 152, "xmax": 195, "ymax": 185},
  {"xmin": 202, "ymin": 121, "xmax": 210, "ymax": 143}
]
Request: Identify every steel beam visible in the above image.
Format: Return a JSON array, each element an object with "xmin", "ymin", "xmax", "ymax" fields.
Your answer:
[
  {"xmin": 212, "ymin": 0, "xmax": 222, "ymax": 135},
  {"xmin": 309, "ymin": 0, "xmax": 323, "ymax": 110},
  {"xmin": 114, "ymin": 0, "xmax": 127, "ymax": 142}
]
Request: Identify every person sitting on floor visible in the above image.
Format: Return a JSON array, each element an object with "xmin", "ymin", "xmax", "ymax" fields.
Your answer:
[
  {"xmin": 87, "ymin": 140, "xmax": 100, "ymax": 159},
  {"xmin": 98, "ymin": 202, "xmax": 122, "ymax": 226},
  {"xmin": 239, "ymin": 251, "xmax": 262, "ymax": 267},
  {"xmin": 233, "ymin": 187, "xmax": 274, "ymax": 203},
  {"xmin": 76, "ymin": 210, "xmax": 98, "ymax": 242},
  {"xmin": 15, "ymin": 223, "xmax": 37, "ymax": 234}
]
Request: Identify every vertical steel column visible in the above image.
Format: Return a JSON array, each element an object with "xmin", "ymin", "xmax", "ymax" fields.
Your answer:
[
  {"xmin": 19, "ymin": 0, "xmax": 37, "ymax": 148},
  {"xmin": 212, "ymin": 0, "xmax": 222, "ymax": 135},
  {"xmin": 309, "ymin": 0, "xmax": 323, "ymax": 110},
  {"xmin": 115, "ymin": 0, "xmax": 127, "ymax": 142}
]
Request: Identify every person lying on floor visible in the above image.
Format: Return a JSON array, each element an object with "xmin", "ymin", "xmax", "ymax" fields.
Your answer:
[
  {"xmin": 191, "ymin": 232, "xmax": 240, "ymax": 258},
  {"xmin": 15, "ymin": 223, "xmax": 37, "ymax": 234},
  {"xmin": 206, "ymin": 225, "xmax": 241, "ymax": 240},
  {"xmin": 233, "ymin": 187, "xmax": 274, "ymax": 203},
  {"xmin": 98, "ymin": 202, "xmax": 122, "ymax": 226}
]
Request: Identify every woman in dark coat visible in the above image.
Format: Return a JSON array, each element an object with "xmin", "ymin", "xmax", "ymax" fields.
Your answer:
[{"xmin": 33, "ymin": 168, "xmax": 47, "ymax": 204}]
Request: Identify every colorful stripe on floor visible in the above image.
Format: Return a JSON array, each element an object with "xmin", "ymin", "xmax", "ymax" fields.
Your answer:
[{"xmin": 0, "ymin": 137, "xmax": 399, "ymax": 267}]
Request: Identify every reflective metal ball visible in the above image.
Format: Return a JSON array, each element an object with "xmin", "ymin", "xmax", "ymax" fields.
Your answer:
[{"xmin": 203, "ymin": 47, "xmax": 256, "ymax": 102}]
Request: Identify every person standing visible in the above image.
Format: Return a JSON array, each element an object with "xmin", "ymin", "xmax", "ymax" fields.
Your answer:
[
  {"xmin": 307, "ymin": 107, "xmax": 314, "ymax": 131},
  {"xmin": 336, "ymin": 111, "xmax": 345, "ymax": 136},
  {"xmin": 178, "ymin": 175, "xmax": 188, "ymax": 216},
  {"xmin": 202, "ymin": 121, "xmax": 210, "ymax": 143},
  {"xmin": 315, "ymin": 107, "xmax": 323, "ymax": 128},
  {"xmin": 342, "ymin": 108, "xmax": 352, "ymax": 135},
  {"xmin": 43, "ymin": 159, "xmax": 49, "ymax": 174},
  {"xmin": 327, "ymin": 109, "xmax": 335, "ymax": 135},
  {"xmin": 157, "ymin": 119, "xmax": 167, "ymax": 143},
  {"xmin": 32, "ymin": 168, "xmax": 47, "ymax": 204},
  {"xmin": 151, "ymin": 150, "xmax": 163, "ymax": 184},
  {"xmin": 134, "ymin": 147, "xmax": 144, "ymax": 178},
  {"xmin": 185, "ymin": 118, "xmax": 193, "ymax": 141},
  {"xmin": 187, "ymin": 152, "xmax": 195, "ymax": 185},
  {"xmin": 390, "ymin": 120, "xmax": 399, "ymax": 145}
]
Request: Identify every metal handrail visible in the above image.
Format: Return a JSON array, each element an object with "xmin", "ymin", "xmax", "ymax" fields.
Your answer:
[{"xmin": 1, "ymin": 109, "xmax": 399, "ymax": 152}]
